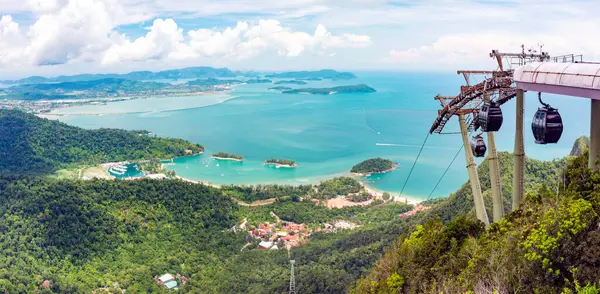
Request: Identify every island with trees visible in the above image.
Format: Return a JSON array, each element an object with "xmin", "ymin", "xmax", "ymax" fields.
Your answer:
[
  {"xmin": 212, "ymin": 152, "xmax": 244, "ymax": 161},
  {"xmin": 350, "ymin": 158, "xmax": 397, "ymax": 176},
  {"xmin": 268, "ymin": 86, "xmax": 293, "ymax": 91},
  {"xmin": 274, "ymin": 80, "xmax": 307, "ymax": 85},
  {"xmin": 296, "ymin": 77, "xmax": 322, "ymax": 81},
  {"xmin": 264, "ymin": 158, "xmax": 298, "ymax": 168},
  {"xmin": 282, "ymin": 84, "xmax": 376, "ymax": 95},
  {"xmin": 245, "ymin": 79, "xmax": 272, "ymax": 84}
]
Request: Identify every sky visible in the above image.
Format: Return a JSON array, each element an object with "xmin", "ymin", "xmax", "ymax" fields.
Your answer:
[{"xmin": 0, "ymin": 0, "xmax": 599, "ymax": 78}]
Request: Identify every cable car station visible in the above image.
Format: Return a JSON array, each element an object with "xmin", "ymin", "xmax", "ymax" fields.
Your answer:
[{"xmin": 429, "ymin": 46, "xmax": 600, "ymax": 227}]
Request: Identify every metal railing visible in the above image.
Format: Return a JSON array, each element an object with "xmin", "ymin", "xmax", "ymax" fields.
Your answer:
[{"xmin": 552, "ymin": 54, "xmax": 584, "ymax": 63}]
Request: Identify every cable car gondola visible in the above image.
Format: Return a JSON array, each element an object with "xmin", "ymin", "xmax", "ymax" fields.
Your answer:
[
  {"xmin": 477, "ymin": 101, "xmax": 503, "ymax": 132},
  {"xmin": 532, "ymin": 93, "xmax": 563, "ymax": 144},
  {"xmin": 470, "ymin": 134, "xmax": 487, "ymax": 157}
]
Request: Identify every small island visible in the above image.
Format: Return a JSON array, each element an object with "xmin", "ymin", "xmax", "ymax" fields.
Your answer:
[
  {"xmin": 350, "ymin": 158, "xmax": 397, "ymax": 176},
  {"xmin": 296, "ymin": 77, "xmax": 322, "ymax": 81},
  {"xmin": 268, "ymin": 86, "xmax": 293, "ymax": 91},
  {"xmin": 245, "ymin": 79, "xmax": 272, "ymax": 84},
  {"xmin": 212, "ymin": 152, "xmax": 244, "ymax": 161},
  {"xmin": 264, "ymin": 158, "xmax": 298, "ymax": 168},
  {"xmin": 282, "ymin": 84, "xmax": 376, "ymax": 95},
  {"xmin": 274, "ymin": 80, "xmax": 307, "ymax": 85}
]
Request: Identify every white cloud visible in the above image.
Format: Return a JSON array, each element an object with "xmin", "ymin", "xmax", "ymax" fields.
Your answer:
[
  {"xmin": 102, "ymin": 18, "xmax": 184, "ymax": 64},
  {"xmin": 102, "ymin": 18, "xmax": 373, "ymax": 64},
  {"xmin": 0, "ymin": 0, "xmax": 372, "ymax": 68},
  {"xmin": 387, "ymin": 30, "xmax": 600, "ymax": 70},
  {"xmin": 0, "ymin": 15, "xmax": 27, "ymax": 65}
]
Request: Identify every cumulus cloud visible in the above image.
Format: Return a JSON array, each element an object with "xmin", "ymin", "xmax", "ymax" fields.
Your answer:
[
  {"xmin": 0, "ymin": 15, "xmax": 27, "ymax": 65},
  {"xmin": 0, "ymin": 0, "xmax": 372, "ymax": 68},
  {"xmin": 102, "ymin": 18, "xmax": 184, "ymax": 64},
  {"xmin": 101, "ymin": 18, "xmax": 373, "ymax": 64}
]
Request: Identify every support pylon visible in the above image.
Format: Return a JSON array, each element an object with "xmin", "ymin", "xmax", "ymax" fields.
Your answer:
[
  {"xmin": 484, "ymin": 93, "xmax": 504, "ymax": 222},
  {"xmin": 487, "ymin": 132, "xmax": 504, "ymax": 222},
  {"xmin": 589, "ymin": 99, "xmax": 600, "ymax": 169},
  {"xmin": 459, "ymin": 114, "xmax": 490, "ymax": 227},
  {"xmin": 512, "ymin": 90, "xmax": 525, "ymax": 210},
  {"xmin": 289, "ymin": 260, "xmax": 296, "ymax": 294}
]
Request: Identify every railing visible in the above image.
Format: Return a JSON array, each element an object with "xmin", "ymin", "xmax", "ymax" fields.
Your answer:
[{"xmin": 551, "ymin": 54, "xmax": 584, "ymax": 63}]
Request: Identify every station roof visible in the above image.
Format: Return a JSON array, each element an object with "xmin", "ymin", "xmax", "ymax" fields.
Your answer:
[{"xmin": 514, "ymin": 62, "xmax": 600, "ymax": 100}]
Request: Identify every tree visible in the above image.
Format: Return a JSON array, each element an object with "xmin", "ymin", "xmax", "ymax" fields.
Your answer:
[{"xmin": 382, "ymin": 192, "xmax": 391, "ymax": 201}]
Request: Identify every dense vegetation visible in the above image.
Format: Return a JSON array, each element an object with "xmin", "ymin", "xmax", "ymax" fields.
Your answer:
[
  {"xmin": 0, "ymin": 110, "xmax": 204, "ymax": 175},
  {"xmin": 1, "ymin": 66, "xmax": 236, "ymax": 85},
  {"xmin": 353, "ymin": 152, "xmax": 600, "ymax": 293},
  {"xmin": 0, "ymin": 177, "xmax": 242, "ymax": 293},
  {"xmin": 273, "ymin": 80, "xmax": 307, "ymax": 85},
  {"xmin": 266, "ymin": 69, "xmax": 356, "ymax": 80},
  {"xmin": 220, "ymin": 184, "xmax": 312, "ymax": 203},
  {"xmin": 311, "ymin": 176, "xmax": 363, "ymax": 199},
  {"xmin": 264, "ymin": 158, "xmax": 297, "ymax": 167},
  {"xmin": 351, "ymin": 158, "xmax": 395, "ymax": 175},
  {"xmin": 212, "ymin": 152, "xmax": 243, "ymax": 160},
  {"xmin": 282, "ymin": 84, "xmax": 376, "ymax": 95}
]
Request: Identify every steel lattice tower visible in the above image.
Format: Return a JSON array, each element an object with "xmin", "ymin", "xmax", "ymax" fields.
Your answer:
[{"xmin": 289, "ymin": 260, "xmax": 296, "ymax": 294}]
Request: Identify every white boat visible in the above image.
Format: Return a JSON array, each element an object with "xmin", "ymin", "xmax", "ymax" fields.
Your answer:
[
  {"xmin": 109, "ymin": 167, "xmax": 126, "ymax": 175},
  {"xmin": 112, "ymin": 165, "xmax": 127, "ymax": 173}
]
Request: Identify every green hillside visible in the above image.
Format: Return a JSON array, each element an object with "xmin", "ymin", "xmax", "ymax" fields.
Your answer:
[
  {"xmin": 353, "ymin": 152, "xmax": 600, "ymax": 293},
  {"xmin": 0, "ymin": 110, "xmax": 204, "ymax": 175}
]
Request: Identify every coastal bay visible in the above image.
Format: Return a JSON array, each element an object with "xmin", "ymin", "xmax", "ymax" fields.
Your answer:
[{"xmin": 55, "ymin": 72, "xmax": 588, "ymax": 201}]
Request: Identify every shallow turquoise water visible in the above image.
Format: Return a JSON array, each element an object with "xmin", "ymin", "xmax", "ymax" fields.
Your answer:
[{"xmin": 57, "ymin": 72, "xmax": 590, "ymax": 200}]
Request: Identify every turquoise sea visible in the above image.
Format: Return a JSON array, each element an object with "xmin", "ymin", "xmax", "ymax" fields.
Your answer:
[{"xmin": 56, "ymin": 72, "xmax": 591, "ymax": 201}]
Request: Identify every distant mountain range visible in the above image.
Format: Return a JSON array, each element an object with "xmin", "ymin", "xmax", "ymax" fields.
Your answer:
[
  {"xmin": 1, "ymin": 67, "xmax": 356, "ymax": 85},
  {"xmin": 1, "ymin": 67, "xmax": 237, "ymax": 85}
]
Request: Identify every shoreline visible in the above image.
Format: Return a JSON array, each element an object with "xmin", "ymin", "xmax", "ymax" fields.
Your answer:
[
  {"xmin": 38, "ymin": 91, "xmax": 236, "ymax": 118},
  {"xmin": 212, "ymin": 156, "xmax": 244, "ymax": 162},
  {"xmin": 358, "ymin": 181, "xmax": 422, "ymax": 205},
  {"xmin": 264, "ymin": 162, "xmax": 298, "ymax": 168}
]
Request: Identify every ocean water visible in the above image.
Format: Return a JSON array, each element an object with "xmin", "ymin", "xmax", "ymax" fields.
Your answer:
[{"xmin": 56, "ymin": 72, "xmax": 591, "ymax": 201}]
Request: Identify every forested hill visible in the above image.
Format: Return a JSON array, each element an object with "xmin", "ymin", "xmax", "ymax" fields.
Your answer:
[
  {"xmin": 352, "ymin": 152, "xmax": 600, "ymax": 293},
  {"xmin": 0, "ymin": 178, "xmax": 240, "ymax": 293},
  {"xmin": 0, "ymin": 110, "xmax": 204, "ymax": 175}
]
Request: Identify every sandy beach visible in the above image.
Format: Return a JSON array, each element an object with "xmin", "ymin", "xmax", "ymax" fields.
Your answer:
[{"xmin": 360, "ymin": 182, "xmax": 422, "ymax": 205}]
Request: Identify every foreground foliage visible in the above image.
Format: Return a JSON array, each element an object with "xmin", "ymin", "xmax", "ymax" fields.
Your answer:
[{"xmin": 353, "ymin": 152, "xmax": 600, "ymax": 293}]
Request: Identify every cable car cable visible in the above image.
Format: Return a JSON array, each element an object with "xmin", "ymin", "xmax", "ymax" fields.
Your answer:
[
  {"xmin": 427, "ymin": 144, "xmax": 463, "ymax": 200},
  {"xmin": 399, "ymin": 132, "xmax": 430, "ymax": 198}
]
